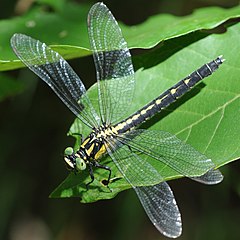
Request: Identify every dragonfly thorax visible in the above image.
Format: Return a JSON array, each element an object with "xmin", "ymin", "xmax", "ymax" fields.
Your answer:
[{"xmin": 64, "ymin": 124, "xmax": 116, "ymax": 172}]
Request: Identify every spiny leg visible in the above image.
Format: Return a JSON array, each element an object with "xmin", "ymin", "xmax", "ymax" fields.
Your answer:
[
  {"xmin": 85, "ymin": 161, "xmax": 112, "ymax": 191},
  {"xmin": 86, "ymin": 163, "xmax": 94, "ymax": 190},
  {"xmin": 94, "ymin": 161, "xmax": 112, "ymax": 191}
]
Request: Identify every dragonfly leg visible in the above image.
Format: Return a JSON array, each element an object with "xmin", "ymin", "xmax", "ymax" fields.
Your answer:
[
  {"xmin": 94, "ymin": 161, "xmax": 112, "ymax": 191},
  {"xmin": 86, "ymin": 163, "xmax": 94, "ymax": 190},
  {"xmin": 127, "ymin": 145, "xmax": 132, "ymax": 151}
]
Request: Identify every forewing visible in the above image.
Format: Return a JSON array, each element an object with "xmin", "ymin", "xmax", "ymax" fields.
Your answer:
[
  {"xmin": 11, "ymin": 33, "xmax": 100, "ymax": 128},
  {"xmin": 88, "ymin": 3, "xmax": 135, "ymax": 124},
  {"xmin": 118, "ymin": 129, "xmax": 222, "ymax": 179},
  {"xmin": 106, "ymin": 138, "xmax": 182, "ymax": 237}
]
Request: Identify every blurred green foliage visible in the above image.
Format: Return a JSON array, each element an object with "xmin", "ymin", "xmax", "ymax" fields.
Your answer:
[{"xmin": 0, "ymin": 0, "xmax": 240, "ymax": 240}]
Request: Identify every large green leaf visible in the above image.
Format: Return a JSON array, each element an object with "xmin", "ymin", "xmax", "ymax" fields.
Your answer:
[
  {"xmin": 51, "ymin": 22, "xmax": 240, "ymax": 202},
  {"xmin": 1, "ymin": 2, "xmax": 240, "ymax": 71},
  {"xmin": 123, "ymin": 5, "xmax": 240, "ymax": 48}
]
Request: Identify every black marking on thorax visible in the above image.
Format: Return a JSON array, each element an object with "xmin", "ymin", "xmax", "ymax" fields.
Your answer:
[{"xmin": 78, "ymin": 124, "xmax": 118, "ymax": 161}]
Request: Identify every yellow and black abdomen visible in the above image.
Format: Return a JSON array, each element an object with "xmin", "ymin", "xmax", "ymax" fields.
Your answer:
[{"xmin": 115, "ymin": 56, "xmax": 223, "ymax": 133}]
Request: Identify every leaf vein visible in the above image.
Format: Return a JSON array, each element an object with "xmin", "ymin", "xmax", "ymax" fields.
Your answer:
[{"xmin": 175, "ymin": 94, "xmax": 240, "ymax": 137}]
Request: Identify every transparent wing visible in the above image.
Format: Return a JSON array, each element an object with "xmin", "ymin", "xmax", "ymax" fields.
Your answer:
[
  {"xmin": 191, "ymin": 168, "xmax": 223, "ymax": 185},
  {"xmin": 135, "ymin": 183, "xmax": 182, "ymax": 238},
  {"xmin": 118, "ymin": 129, "xmax": 222, "ymax": 179},
  {"xmin": 106, "ymin": 137, "xmax": 163, "ymax": 186},
  {"xmin": 88, "ymin": 3, "xmax": 135, "ymax": 124},
  {"xmin": 106, "ymin": 138, "xmax": 182, "ymax": 238},
  {"xmin": 11, "ymin": 34, "xmax": 100, "ymax": 128}
]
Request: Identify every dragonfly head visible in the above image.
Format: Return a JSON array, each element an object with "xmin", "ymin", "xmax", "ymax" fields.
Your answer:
[{"xmin": 64, "ymin": 147, "xmax": 87, "ymax": 172}]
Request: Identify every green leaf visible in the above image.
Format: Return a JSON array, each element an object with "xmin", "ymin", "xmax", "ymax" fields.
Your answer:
[
  {"xmin": 1, "ymin": 3, "xmax": 240, "ymax": 71},
  {"xmin": 123, "ymin": 5, "xmax": 240, "ymax": 49},
  {"xmin": 50, "ymin": 159, "xmax": 130, "ymax": 203},
  {"xmin": 51, "ymin": 22, "xmax": 240, "ymax": 202}
]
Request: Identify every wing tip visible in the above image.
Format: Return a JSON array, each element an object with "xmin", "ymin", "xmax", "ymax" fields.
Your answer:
[{"xmin": 156, "ymin": 221, "xmax": 182, "ymax": 238}]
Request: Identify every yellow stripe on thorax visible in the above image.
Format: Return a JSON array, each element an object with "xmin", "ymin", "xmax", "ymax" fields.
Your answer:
[
  {"xmin": 85, "ymin": 143, "xmax": 95, "ymax": 157},
  {"xmin": 81, "ymin": 137, "xmax": 91, "ymax": 147},
  {"xmin": 95, "ymin": 144, "xmax": 107, "ymax": 160}
]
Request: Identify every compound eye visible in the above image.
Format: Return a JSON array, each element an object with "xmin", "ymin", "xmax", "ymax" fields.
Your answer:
[
  {"xmin": 75, "ymin": 157, "xmax": 86, "ymax": 171},
  {"xmin": 64, "ymin": 147, "xmax": 74, "ymax": 156}
]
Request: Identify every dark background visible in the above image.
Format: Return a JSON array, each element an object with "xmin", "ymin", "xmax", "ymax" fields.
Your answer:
[{"xmin": 0, "ymin": 0, "xmax": 240, "ymax": 240}]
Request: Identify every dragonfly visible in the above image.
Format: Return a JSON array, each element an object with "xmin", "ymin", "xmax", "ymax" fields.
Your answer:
[{"xmin": 11, "ymin": 2, "xmax": 224, "ymax": 238}]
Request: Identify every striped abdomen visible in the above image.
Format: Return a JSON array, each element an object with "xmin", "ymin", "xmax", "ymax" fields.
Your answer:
[{"xmin": 114, "ymin": 56, "xmax": 224, "ymax": 133}]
